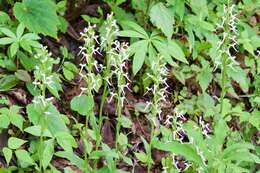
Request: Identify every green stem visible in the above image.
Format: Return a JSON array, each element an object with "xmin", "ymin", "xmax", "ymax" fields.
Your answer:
[
  {"xmin": 220, "ymin": 55, "xmax": 227, "ymax": 116},
  {"xmin": 147, "ymin": 121, "xmax": 155, "ymax": 173},
  {"xmin": 97, "ymin": 84, "xmax": 108, "ymax": 149},
  {"xmin": 115, "ymin": 92, "xmax": 122, "ymax": 150}
]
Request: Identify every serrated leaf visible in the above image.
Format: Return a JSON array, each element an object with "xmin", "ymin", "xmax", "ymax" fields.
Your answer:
[
  {"xmin": 150, "ymin": 3, "xmax": 174, "ymax": 39},
  {"xmin": 190, "ymin": 0, "xmax": 208, "ymax": 19},
  {"xmin": 197, "ymin": 64, "xmax": 213, "ymax": 92},
  {"xmin": 13, "ymin": 0, "xmax": 60, "ymax": 38}
]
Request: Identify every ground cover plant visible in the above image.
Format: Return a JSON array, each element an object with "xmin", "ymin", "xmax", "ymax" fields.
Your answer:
[{"xmin": 0, "ymin": 0, "xmax": 259, "ymax": 172}]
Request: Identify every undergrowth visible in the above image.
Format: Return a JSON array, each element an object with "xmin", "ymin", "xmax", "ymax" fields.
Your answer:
[{"xmin": 0, "ymin": 0, "xmax": 259, "ymax": 173}]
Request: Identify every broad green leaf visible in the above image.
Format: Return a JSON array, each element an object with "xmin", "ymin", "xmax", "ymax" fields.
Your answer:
[
  {"xmin": 227, "ymin": 66, "xmax": 249, "ymax": 93},
  {"xmin": 213, "ymin": 119, "xmax": 228, "ymax": 148},
  {"xmin": 131, "ymin": 40, "xmax": 148, "ymax": 75},
  {"xmin": 15, "ymin": 69, "xmax": 31, "ymax": 82},
  {"xmin": 8, "ymin": 137, "xmax": 27, "ymax": 149},
  {"xmin": 55, "ymin": 151, "xmax": 85, "ymax": 170},
  {"xmin": 0, "ymin": 11, "xmax": 11, "ymax": 24},
  {"xmin": 26, "ymin": 103, "xmax": 41, "ymax": 125},
  {"xmin": 222, "ymin": 143, "xmax": 255, "ymax": 159},
  {"xmin": 121, "ymin": 116, "xmax": 133, "ymax": 128},
  {"xmin": 150, "ymin": 3, "xmax": 174, "ymax": 39},
  {"xmin": 42, "ymin": 139, "xmax": 54, "ymax": 169},
  {"xmin": 46, "ymin": 75, "xmax": 62, "ymax": 98},
  {"xmin": 13, "ymin": 0, "xmax": 60, "ymax": 38},
  {"xmin": 64, "ymin": 167, "xmax": 76, "ymax": 173},
  {"xmin": 0, "ymin": 75, "xmax": 19, "ymax": 91},
  {"xmin": 15, "ymin": 149, "xmax": 35, "ymax": 166},
  {"xmin": 154, "ymin": 141, "xmax": 203, "ymax": 165},
  {"xmin": 70, "ymin": 94, "xmax": 94, "ymax": 116},
  {"xmin": 17, "ymin": 51, "xmax": 38, "ymax": 71},
  {"xmin": 197, "ymin": 63, "xmax": 213, "ymax": 92},
  {"xmin": 56, "ymin": 132, "xmax": 77, "ymax": 152},
  {"xmin": 0, "ymin": 114, "xmax": 10, "ymax": 128},
  {"xmin": 9, "ymin": 106, "xmax": 24, "ymax": 131},
  {"xmin": 190, "ymin": 0, "xmax": 208, "ymax": 19},
  {"xmin": 24, "ymin": 125, "xmax": 52, "ymax": 137},
  {"xmin": 2, "ymin": 147, "xmax": 12, "ymax": 165},
  {"xmin": 134, "ymin": 152, "xmax": 148, "ymax": 163},
  {"xmin": 45, "ymin": 104, "xmax": 69, "ymax": 135}
]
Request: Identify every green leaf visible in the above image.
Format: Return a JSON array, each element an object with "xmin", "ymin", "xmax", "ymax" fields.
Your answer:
[
  {"xmin": 118, "ymin": 30, "xmax": 147, "ymax": 39},
  {"xmin": 70, "ymin": 95, "xmax": 94, "ymax": 116},
  {"xmin": 2, "ymin": 147, "xmax": 12, "ymax": 165},
  {"xmin": 0, "ymin": 27, "xmax": 16, "ymax": 38},
  {"xmin": 0, "ymin": 113, "xmax": 10, "ymax": 128},
  {"xmin": 55, "ymin": 151, "xmax": 85, "ymax": 170},
  {"xmin": 197, "ymin": 63, "xmax": 213, "ymax": 92},
  {"xmin": 0, "ymin": 37, "xmax": 15, "ymax": 45},
  {"xmin": 131, "ymin": 40, "xmax": 148, "ymax": 75},
  {"xmin": 121, "ymin": 116, "xmax": 133, "ymax": 128},
  {"xmin": 64, "ymin": 167, "xmax": 76, "ymax": 173},
  {"xmin": 16, "ymin": 23, "xmax": 25, "ymax": 39},
  {"xmin": 15, "ymin": 149, "xmax": 35, "ymax": 166},
  {"xmin": 9, "ymin": 105, "xmax": 24, "ymax": 131},
  {"xmin": 15, "ymin": 69, "xmax": 31, "ymax": 82},
  {"xmin": 0, "ymin": 11, "xmax": 11, "ymax": 24},
  {"xmin": 17, "ymin": 51, "xmax": 37, "ymax": 71},
  {"xmin": 190, "ymin": 0, "xmax": 208, "ymax": 19},
  {"xmin": 45, "ymin": 104, "xmax": 69, "ymax": 135},
  {"xmin": 120, "ymin": 21, "xmax": 148, "ymax": 38},
  {"xmin": 8, "ymin": 137, "xmax": 27, "ymax": 150},
  {"xmin": 167, "ymin": 40, "xmax": 187, "ymax": 64},
  {"xmin": 9, "ymin": 42, "xmax": 19, "ymax": 57},
  {"xmin": 134, "ymin": 152, "xmax": 148, "ymax": 163},
  {"xmin": 13, "ymin": 0, "xmax": 60, "ymax": 38},
  {"xmin": 56, "ymin": 132, "xmax": 77, "ymax": 152},
  {"xmin": 227, "ymin": 66, "xmax": 249, "ymax": 93},
  {"xmin": 26, "ymin": 103, "xmax": 41, "ymax": 125},
  {"xmin": 24, "ymin": 125, "xmax": 52, "ymax": 137},
  {"xmin": 154, "ymin": 141, "xmax": 203, "ymax": 165},
  {"xmin": 150, "ymin": 3, "xmax": 174, "ymax": 39},
  {"xmin": 42, "ymin": 139, "xmax": 54, "ymax": 169},
  {"xmin": 0, "ymin": 75, "xmax": 19, "ymax": 91}
]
